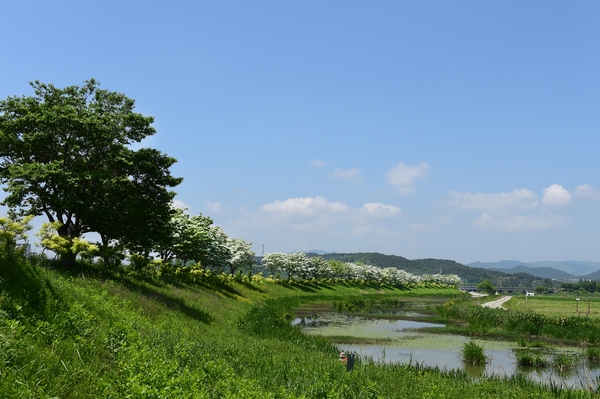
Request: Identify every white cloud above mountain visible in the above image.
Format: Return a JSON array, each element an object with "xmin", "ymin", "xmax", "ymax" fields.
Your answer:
[
  {"xmin": 473, "ymin": 212, "xmax": 568, "ymax": 231},
  {"xmin": 447, "ymin": 185, "xmax": 572, "ymax": 232}
]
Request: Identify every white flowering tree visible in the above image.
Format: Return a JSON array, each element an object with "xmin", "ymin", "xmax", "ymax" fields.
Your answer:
[
  {"xmin": 202, "ymin": 226, "xmax": 231, "ymax": 271},
  {"xmin": 262, "ymin": 252, "xmax": 288, "ymax": 277},
  {"xmin": 309, "ymin": 256, "xmax": 333, "ymax": 279},
  {"xmin": 329, "ymin": 260, "xmax": 352, "ymax": 280},
  {"xmin": 260, "ymin": 252, "xmax": 460, "ymax": 287},
  {"xmin": 226, "ymin": 237, "xmax": 256, "ymax": 275},
  {"xmin": 158, "ymin": 208, "xmax": 213, "ymax": 265},
  {"xmin": 283, "ymin": 252, "xmax": 309, "ymax": 279}
]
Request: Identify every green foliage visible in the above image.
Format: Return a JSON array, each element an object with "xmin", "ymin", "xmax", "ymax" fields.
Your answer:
[
  {"xmin": 36, "ymin": 221, "xmax": 99, "ymax": 259},
  {"xmin": 552, "ymin": 353, "xmax": 576, "ymax": 371},
  {"xmin": 0, "ymin": 80, "xmax": 181, "ymax": 267},
  {"xmin": 438, "ymin": 300, "xmax": 600, "ymax": 342},
  {"xmin": 477, "ymin": 279, "xmax": 496, "ymax": 294},
  {"xmin": 514, "ymin": 350, "xmax": 548, "ymax": 367},
  {"xmin": 0, "ymin": 213, "xmax": 32, "ymax": 258},
  {"xmin": 585, "ymin": 346, "xmax": 600, "ymax": 361},
  {"xmin": 535, "ymin": 285, "xmax": 547, "ymax": 295},
  {"xmin": 462, "ymin": 340, "xmax": 487, "ymax": 365},
  {"xmin": 561, "ymin": 280, "xmax": 600, "ymax": 293}
]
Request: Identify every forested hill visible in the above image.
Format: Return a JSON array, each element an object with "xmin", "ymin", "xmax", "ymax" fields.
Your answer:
[{"xmin": 305, "ymin": 252, "xmax": 546, "ymax": 286}]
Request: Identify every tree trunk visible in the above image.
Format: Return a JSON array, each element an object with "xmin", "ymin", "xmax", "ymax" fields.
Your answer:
[{"xmin": 61, "ymin": 251, "xmax": 77, "ymax": 268}]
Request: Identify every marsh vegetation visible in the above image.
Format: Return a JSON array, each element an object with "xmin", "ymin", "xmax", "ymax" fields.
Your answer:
[{"xmin": 294, "ymin": 295, "xmax": 600, "ymax": 391}]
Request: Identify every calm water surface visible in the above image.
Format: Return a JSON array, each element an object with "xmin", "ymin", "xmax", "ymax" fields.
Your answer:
[{"xmin": 293, "ymin": 311, "xmax": 600, "ymax": 389}]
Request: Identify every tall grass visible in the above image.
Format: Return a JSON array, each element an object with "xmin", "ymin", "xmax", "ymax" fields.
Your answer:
[
  {"xmin": 514, "ymin": 350, "xmax": 549, "ymax": 367},
  {"xmin": 438, "ymin": 300, "xmax": 600, "ymax": 343}
]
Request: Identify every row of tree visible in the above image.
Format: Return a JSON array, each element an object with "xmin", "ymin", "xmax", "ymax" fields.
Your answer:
[
  {"xmin": 1, "ymin": 208, "xmax": 256, "ymax": 275},
  {"xmin": 0, "ymin": 79, "xmax": 457, "ymax": 286},
  {"xmin": 262, "ymin": 252, "xmax": 461, "ymax": 286},
  {"xmin": 560, "ymin": 281, "xmax": 600, "ymax": 293}
]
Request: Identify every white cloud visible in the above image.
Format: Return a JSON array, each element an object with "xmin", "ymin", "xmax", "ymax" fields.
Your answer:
[
  {"xmin": 311, "ymin": 159, "xmax": 327, "ymax": 167},
  {"xmin": 206, "ymin": 201, "xmax": 223, "ymax": 214},
  {"xmin": 260, "ymin": 196, "xmax": 350, "ymax": 216},
  {"xmin": 360, "ymin": 203, "xmax": 402, "ymax": 218},
  {"xmin": 542, "ymin": 184, "xmax": 571, "ymax": 209},
  {"xmin": 386, "ymin": 162, "xmax": 431, "ymax": 194},
  {"xmin": 574, "ymin": 184, "xmax": 600, "ymax": 199},
  {"xmin": 330, "ymin": 167, "xmax": 362, "ymax": 181},
  {"xmin": 473, "ymin": 212, "xmax": 568, "ymax": 231},
  {"xmin": 447, "ymin": 187, "xmax": 572, "ymax": 232},
  {"xmin": 172, "ymin": 199, "xmax": 191, "ymax": 210},
  {"xmin": 447, "ymin": 189, "xmax": 538, "ymax": 212},
  {"xmin": 237, "ymin": 197, "xmax": 401, "ymax": 235}
]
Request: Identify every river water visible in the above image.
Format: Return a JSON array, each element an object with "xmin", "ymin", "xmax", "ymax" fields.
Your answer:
[{"xmin": 293, "ymin": 311, "xmax": 600, "ymax": 389}]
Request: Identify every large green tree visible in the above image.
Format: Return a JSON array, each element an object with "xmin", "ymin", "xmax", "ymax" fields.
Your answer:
[{"xmin": 0, "ymin": 80, "xmax": 182, "ymax": 266}]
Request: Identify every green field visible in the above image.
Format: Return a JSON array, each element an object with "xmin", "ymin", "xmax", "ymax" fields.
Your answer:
[
  {"xmin": 505, "ymin": 294, "xmax": 600, "ymax": 318},
  {"xmin": 1, "ymin": 257, "xmax": 598, "ymax": 398}
]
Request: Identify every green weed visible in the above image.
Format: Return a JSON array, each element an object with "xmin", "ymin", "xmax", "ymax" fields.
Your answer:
[
  {"xmin": 462, "ymin": 340, "xmax": 487, "ymax": 365},
  {"xmin": 514, "ymin": 350, "xmax": 549, "ymax": 367}
]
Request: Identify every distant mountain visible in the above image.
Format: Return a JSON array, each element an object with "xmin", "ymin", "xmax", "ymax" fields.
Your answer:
[
  {"xmin": 488, "ymin": 266, "xmax": 576, "ymax": 280},
  {"xmin": 302, "ymin": 249, "xmax": 334, "ymax": 255},
  {"xmin": 308, "ymin": 252, "xmax": 546, "ymax": 286},
  {"xmin": 469, "ymin": 260, "xmax": 525, "ymax": 269},
  {"xmin": 579, "ymin": 270, "xmax": 600, "ymax": 280},
  {"xmin": 469, "ymin": 260, "xmax": 600, "ymax": 277}
]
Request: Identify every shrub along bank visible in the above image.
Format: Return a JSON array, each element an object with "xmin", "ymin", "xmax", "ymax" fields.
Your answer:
[{"xmin": 0, "ymin": 257, "xmax": 597, "ymax": 398}]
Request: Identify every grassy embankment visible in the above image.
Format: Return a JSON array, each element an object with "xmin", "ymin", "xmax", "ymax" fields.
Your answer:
[{"xmin": 1, "ymin": 257, "xmax": 597, "ymax": 398}]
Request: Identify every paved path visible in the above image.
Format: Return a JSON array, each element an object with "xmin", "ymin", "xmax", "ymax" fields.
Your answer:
[{"xmin": 481, "ymin": 296, "xmax": 512, "ymax": 310}]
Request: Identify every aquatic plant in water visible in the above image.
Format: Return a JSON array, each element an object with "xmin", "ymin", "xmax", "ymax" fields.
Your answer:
[
  {"xmin": 552, "ymin": 353, "xmax": 576, "ymax": 371},
  {"xmin": 462, "ymin": 340, "xmax": 487, "ymax": 365},
  {"xmin": 586, "ymin": 346, "xmax": 600, "ymax": 362},
  {"xmin": 514, "ymin": 350, "xmax": 548, "ymax": 367}
]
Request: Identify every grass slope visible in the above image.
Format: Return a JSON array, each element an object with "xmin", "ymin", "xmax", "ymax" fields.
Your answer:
[{"xmin": 0, "ymin": 257, "xmax": 596, "ymax": 398}]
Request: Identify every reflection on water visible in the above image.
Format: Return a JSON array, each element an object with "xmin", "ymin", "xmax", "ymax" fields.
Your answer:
[{"xmin": 293, "ymin": 311, "xmax": 600, "ymax": 389}]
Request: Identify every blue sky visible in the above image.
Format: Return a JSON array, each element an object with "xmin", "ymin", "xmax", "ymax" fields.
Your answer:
[{"xmin": 2, "ymin": 1, "xmax": 600, "ymax": 264}]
